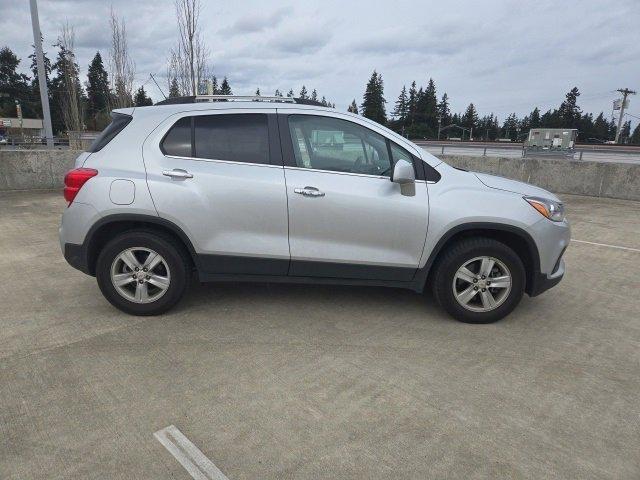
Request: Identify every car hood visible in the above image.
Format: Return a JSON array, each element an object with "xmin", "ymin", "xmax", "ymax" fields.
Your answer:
[{"xmin": 473, "ymin": 172, "xmax": 560, "ymax": 201}]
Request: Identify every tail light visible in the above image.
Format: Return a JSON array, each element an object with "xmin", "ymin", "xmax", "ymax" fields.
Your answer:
[{"xmin": 64, "ymin": 168, "xmax": 98, "ymax": 204}]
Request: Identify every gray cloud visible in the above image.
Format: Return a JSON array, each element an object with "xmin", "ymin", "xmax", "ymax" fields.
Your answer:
[{"xmin": 218, "ymin": 7, "xmax": 289, "ymax": 35}]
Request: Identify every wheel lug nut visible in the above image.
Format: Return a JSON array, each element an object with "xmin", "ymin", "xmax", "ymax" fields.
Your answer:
[
  {"xmin": 143, "ymin": 268, "xmax": 148, "ymax": 272},
  {"xmin": 487, "ymin": 281, "xmax": 491, "ymax": 285},
  {"xmin": 482, "ymin": 288, "xmax": 486, "ymax": 292},
  {"xmin": 481, "ymin": 275, "xmax": 486, "ymax": 279},
  {"xmin": 473, "ymin": 278, "xmax": 478, "ymax": 283},
  {"xmin": 474, "ymin": 286, "xmax": 479, "ymax": 291},
  {"xmin": 146, "ymin": 275, "xmax": 150, "ymax": 279},
  {"xmin": 134, "ymin": 267, "xmax": 139, "ymax": 271},
  {"xmin": 138, "ymin": 279, "xmax": 144, "ymax": 284}
]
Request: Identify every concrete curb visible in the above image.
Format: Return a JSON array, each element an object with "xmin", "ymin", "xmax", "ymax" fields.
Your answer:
[{"xmin": 439, "ymin": 155, "xmax": 640, "ymax": 201}]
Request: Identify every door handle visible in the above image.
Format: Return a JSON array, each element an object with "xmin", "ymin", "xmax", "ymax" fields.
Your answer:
[
  {"xmin": 294, "ymin": 186, "xmax": 325, "ymax": 197},
  {"xmin": 162, "ymin": 169, "xmax": 193, "ymax": 179}
]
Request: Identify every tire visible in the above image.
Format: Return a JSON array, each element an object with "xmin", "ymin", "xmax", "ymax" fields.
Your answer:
[
  {"xmin": 96, "ymin": 230, "xmax": 191, "ymax": 315},
  {"xmin": 431, "ymin": 237, "xmax": 525, "ymax": 323}
]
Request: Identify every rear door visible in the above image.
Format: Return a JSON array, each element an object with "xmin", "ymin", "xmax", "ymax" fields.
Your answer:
[
  {"xmin": 143, "ymin": 109, "xmax": 290, "ymax": 275},
  {"xmin": 279, "ymin": 111, "xmax": 429, "ymax": 281}
]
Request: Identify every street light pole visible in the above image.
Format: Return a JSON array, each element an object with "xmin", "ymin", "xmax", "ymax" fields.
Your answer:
[{"xmin": 29, "ymin": 0, "xmax": 54, "ymax": 148}]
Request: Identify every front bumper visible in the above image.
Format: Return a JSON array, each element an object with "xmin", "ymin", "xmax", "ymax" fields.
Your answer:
[{"xmin": 528, "ymin": 257, "xmax": 565, "ymax": 297}]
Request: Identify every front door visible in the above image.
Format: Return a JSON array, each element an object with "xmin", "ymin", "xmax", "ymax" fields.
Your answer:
[
  {"xmin": 280, "ymin": 113, "xmax": 429, "ymax": 281},
  {"xmin": 143, "ymin": 110, "xmax": 290, "ymax": 275}
]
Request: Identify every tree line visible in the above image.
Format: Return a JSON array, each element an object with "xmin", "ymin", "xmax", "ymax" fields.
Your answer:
[{"xmin": 356, "ymin": 70, "xmax": 640, "ymax": 144}]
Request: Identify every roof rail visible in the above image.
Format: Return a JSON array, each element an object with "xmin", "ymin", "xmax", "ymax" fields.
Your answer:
[{"xmin": 155, "ymin": 95, "xmax": 328, "ymax": 107}]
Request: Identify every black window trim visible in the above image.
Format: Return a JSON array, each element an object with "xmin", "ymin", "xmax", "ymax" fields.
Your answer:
[
  {"xmin": 159, "ymin": 112, "xmax": 282, "ymax": 166},
  {"xmin": 87, "ymin": 112, "xmax": 132, "ymax": 153}
]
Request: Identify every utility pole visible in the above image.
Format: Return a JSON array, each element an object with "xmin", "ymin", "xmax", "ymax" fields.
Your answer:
[
  {"xmin": 614, "ymin": 88, "xmax": 636, "ymax": 144},
  {"xmin": 437, "ymin": 115, "xmax": 442, "ymax": 140},
  {"xmin": 29, "ymin": 0, "xmax": 54, "ymax": 148}
]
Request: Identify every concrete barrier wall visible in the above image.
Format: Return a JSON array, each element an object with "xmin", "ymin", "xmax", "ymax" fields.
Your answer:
[
  {"xmin": 0, "ymin": 149, "xmax": 638, "ymax": 201},
  {"xmin": 440, "ymin": 155, "xmax": 640, "ymax": 201},
  {"xmin": 0, "ymin": 149, "xmax": 79, "ymax": 191}
]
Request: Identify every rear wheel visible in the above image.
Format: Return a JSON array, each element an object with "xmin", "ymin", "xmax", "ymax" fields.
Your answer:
[
  {"xmin": 432, "ymin": 237, "xmax": 525, "ymax": 323},
  {"xmin": 96, "ymin": 231, "xmax": 190, "ymax": 315}
]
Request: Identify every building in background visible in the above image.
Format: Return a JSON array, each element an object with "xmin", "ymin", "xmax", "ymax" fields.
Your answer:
[
  {"xmin": 0, "ymin": 118, "xmax": 45, "ymax": 141},
  {"xmin": 525, "ymin": 128, "xmax": 578, "ymax": 151}
]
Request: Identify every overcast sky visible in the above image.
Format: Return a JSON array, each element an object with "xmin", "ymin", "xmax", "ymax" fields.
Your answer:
[{"xmin": 2, "ymin": 0, "xmax": 639, "ymax": 124}]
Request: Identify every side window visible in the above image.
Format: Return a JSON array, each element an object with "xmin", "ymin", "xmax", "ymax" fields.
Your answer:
[
  {"xmin": 389, "ymin": 142, "xmax": 413, "ymax": 166},
  {"xmin": 288, "ymin": 115, "xmax": 392, "ymax": 176},
  {"xmin": 194, "ymin": 114, "xmax": 269, "ymax": 164},
  {"xmin": 161, "ymin": 117, "xmax": 192, "ymax": 157}
]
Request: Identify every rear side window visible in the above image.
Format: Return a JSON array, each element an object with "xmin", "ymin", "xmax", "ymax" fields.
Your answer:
[
  {"xmin": 161, "ymin": 117, "xmax": 192, "ymax": 157},
  {"xmin": 87, "ymin": 112, "xmax": 132, "ymax": 152},
  {"xmin": 194, "ymin": 114, "xmax": 269, "ymax": 164}
]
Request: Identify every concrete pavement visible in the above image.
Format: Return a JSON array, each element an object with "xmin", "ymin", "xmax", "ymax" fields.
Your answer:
[{"xmin": 1, "ymin": 191, "xmax": 639, "ymax": 479}]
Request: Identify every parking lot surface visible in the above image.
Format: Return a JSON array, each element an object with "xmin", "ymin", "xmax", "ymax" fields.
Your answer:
[{"xmin": 1, "ymin": 190, "xmax": 639, "ymax": 479}]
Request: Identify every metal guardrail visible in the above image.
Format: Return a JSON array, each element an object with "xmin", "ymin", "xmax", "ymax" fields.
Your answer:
[{"xmin": 417, "ymin": 142, "xmax": 640, "ymax": 164}]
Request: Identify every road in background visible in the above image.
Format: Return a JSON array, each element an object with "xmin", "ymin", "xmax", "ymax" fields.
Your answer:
[{"xmin": 415, "ymin": 141, "xmax": 640, "ymax": 164}]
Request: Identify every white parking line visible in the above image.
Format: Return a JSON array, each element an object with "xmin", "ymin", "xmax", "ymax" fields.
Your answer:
[
  {"xmin": 154, "ymin": 425, "xmax": 230, "ymax": 480},
  {"xmin": 573, "ymin": 239, "xmax": 640, "ymax": 253}
]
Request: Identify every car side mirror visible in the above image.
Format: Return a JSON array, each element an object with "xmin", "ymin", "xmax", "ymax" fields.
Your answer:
[{"xmin": 390, "ymin": 159, "xmax": 415, "ymax": 196}]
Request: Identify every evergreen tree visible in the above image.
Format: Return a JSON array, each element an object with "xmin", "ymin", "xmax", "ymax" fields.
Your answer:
[
  {"xmin": 274, "ymin": 89, "xmax": 282, "ymax": 97},
  {"xmin": 299, "ymin": 85, "xmax": 308, "ymax": 99},
  {"xmin": 50, "ymin": 41, "xmax": 84, "ymax": 134},
  {"xmin": 361, "ymin": 70, "xmax": 386, "ymax": 124},
  {"xmin": 528, "ymin": 107, "xmax": 541, "ymax": 129},
  {"xmin": 168, "ymin": 78, "xmax": 180, "ymax": 97},
  {"xmin": 437, "ymin": 92, "xmax": 450, "ymax": 126},
  {"xmin": 620, "ymin": 120, "xmax": 631, "ymax": 142},
  {"xmin": 134, "ymin": 86, "xmax": 153, "ymax": 106},
  {"xmin": 422, "ymin": 78, "xmax": 438, "ymax": 132},
  {"xmin": 501, "ymin": 113, "xmax": 520, "ymax": 140},
  {"xmin": 347, "ymin": 99, "xmax": 358, "ymax": 114},
  {"xmin": 630, "ymin": 123, "xmax": 640, "ymax": 145},
  {"xmin": 85, "ymin": 52, "xmax": 110, "ymax": 129},
  {"xmin": 461, "ymin": 103, "xmax": 479, "ymax": 138},
  {"xmin": 407, "ymin": 81, "xmax": 418, "ymax": 125},
  {"xmin": 211, "ymin": 75, "xmax": 218, "ymax": 94},
  {"xmin": 414, "ymin": 87, "xmax": 425, "ymax": 123},
  {"xmin": 0, "ymin": 47, "xmax": 32, "ymax": 118},
  {"xmin": 393, "ymin": 85, "xmax": 408, "ymax": 123},
  {"xmin": 558, "ymin": 87, "xmax": 581, "ymax": 128},
  {"xmin": 592, "ymin": 112, "xmax": 610, "ymax": 141},
  {"xmin": 311, "ymin": 89, "xmax": 318, "ymax": 102},
  {"xmin": 219, "ymin": 77, "xmax": 232, "ymax": 95},
  {"xmin": 320, "ymin": 95, "xmax": 327, "ymax": 106},
  {"xmin": 28, "ymin": 40, "xmax": 53, "ymax": 118},
  {"xmin": 286, "ymin": 89, "xmax": 294, "ymax": 97}
]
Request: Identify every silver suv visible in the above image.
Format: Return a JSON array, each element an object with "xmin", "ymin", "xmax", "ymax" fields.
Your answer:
[{"xmin": 60, "ymin": 95, "xmax": 570, "ymax": 323}]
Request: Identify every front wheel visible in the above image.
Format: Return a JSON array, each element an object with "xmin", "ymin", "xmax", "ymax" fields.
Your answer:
[
  {"xmin": 96, "ymin": 230, "xmax": 190, "ymax": 315},
  {"xmin": 432, "ymin": 238, "xmax": 525, "ymax": 323}
]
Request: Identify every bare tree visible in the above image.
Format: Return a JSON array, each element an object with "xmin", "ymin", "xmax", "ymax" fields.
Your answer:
[
  {"xmin": 57, "ymin": 23, "xmax": 84, "ymax": 133},
  {"xmin": 109, "ymin": 8, "xmax": 135, "ymax": 108},
  {"xmin": 168, "ymin": 0, "xmax": 209, "ymax": 96}
]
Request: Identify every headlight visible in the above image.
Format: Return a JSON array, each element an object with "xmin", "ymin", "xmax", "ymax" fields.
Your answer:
[{"xmin": 524, "ymin": 196, "xmax": 565, "ymax": 222}]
